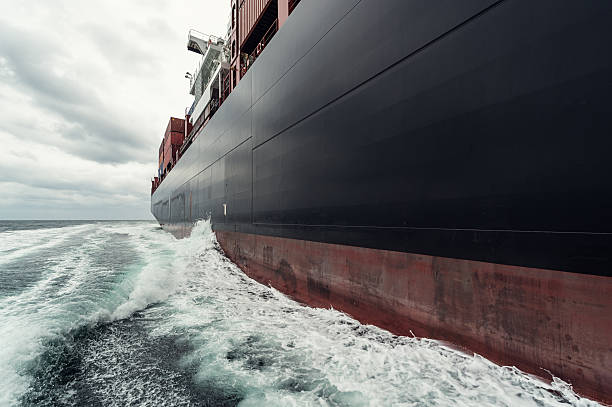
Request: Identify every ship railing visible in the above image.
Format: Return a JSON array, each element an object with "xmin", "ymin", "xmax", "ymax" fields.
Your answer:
[
  {"xmin": 188, "ymin": 30, "xmax": 224, "ymax": 45},
  {"xmin": 185, "ymin": 100, "xmax": 196, "ymax": 117},
  {"xmin": 190, "ymin": 57, "xmax": 221, "ymax": 96},
  {"xmin": 187, "ymin": 29, "xmax": 225, "ymax": 92},
  {"xmin": 241, "ymin": 19, "xmax": 278, "ymax": 78},
  {"xmin": 183, "ymin": 94, "xmax": 220, "ymax": 154},
  {"xmin": 187, "ymin": 30, "xmax": 224, "ymax": 58},
  {"xmin": 221, "ymin": 70, "xmax": 231, "ymax": 104}
]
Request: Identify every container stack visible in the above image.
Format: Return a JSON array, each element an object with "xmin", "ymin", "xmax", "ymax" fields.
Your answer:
[{"xmin": 160, "ymin": 117, "xmax": 185, "ymax": 177}]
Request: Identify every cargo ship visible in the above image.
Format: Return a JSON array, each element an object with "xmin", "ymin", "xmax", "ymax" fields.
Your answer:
[{"xmin": 150, "ymin": 0, "xmax": 612, "ymax": 402}]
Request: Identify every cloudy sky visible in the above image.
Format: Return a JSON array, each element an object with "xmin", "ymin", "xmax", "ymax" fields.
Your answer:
[{"xmin": 0, "ymin": 0, "xmax": 227, "ymax": 219}]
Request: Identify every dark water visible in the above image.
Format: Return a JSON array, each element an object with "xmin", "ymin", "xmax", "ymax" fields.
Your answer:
[{"xmin": 0, "ymin": 221, "xmax": 601, "ymax": 406}]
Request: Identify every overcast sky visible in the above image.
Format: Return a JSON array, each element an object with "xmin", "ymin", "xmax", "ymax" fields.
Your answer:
[{"xmin": 0, "ymin": 0, "xmax": 228, "ymax": 220}]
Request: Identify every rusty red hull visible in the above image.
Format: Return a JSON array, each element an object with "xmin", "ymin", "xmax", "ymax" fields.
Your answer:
[{"xmin": 216, "ymin": 230, "xmax": 612, "ymax": 404}]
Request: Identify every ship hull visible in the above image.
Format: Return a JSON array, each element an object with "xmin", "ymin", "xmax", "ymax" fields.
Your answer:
[
  {"xmin": 217, "ymin": 229, "xmax": 612, "ymax": 402},
  {"xmin": 152, "ymin": 0, "xmax": 612, "ymax": 402}
]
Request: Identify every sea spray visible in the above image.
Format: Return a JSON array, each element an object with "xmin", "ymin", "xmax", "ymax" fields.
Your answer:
[{"xmin": 0, "ymin": 220, "xmax": 603, "ymax": 407}]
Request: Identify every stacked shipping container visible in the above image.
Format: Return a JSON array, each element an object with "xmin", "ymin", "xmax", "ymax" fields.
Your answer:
[
  {"xmin": 238, "ymin": 0, "xmax": 273, "ymax": 48},
  {"xmin": 152, "ymin": 117, "xmax": 188, "ymax": 194},
  {"xmin": 160, "ymin": 117, "xmax": 185, "ymax": 175}
]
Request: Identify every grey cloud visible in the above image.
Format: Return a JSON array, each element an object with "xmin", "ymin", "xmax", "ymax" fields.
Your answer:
[
  {"xmin": 0, "ymin": 23, "xmax": 151, "ymax": 164},
  {"xmin": 131, "ymin": 17, "xmax": 180, "ymax": 41},
  {"xmin": 8, "ymin": 150, "xmax": 38, "ymax": 161},
  {"xmin": 84, "ymin": 23, "xmax": 164, "ymax": 77},
  {"xmin": 0, "ymin": 182, "xmax": 151, "ymax": 220},
  {"xmin": 0, "ymin": 162, "xmax": 132, "ymax": 197}
]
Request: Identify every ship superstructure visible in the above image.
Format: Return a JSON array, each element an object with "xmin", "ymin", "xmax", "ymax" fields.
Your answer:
[
  {"xmin": 151, "ymin": 1, "xmax": 612, "ymax": 403},
  {"xmin": 152, "ymin": 0, "xmax": 295, "ymax": 193}
]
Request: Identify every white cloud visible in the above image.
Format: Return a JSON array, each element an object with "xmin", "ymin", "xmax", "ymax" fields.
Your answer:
[{"xmin": 0, "ymin": 0, "xmax": 228, "ymax": 219}]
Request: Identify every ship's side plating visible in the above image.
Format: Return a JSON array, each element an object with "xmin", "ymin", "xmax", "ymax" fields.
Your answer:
[{"xmin": 152, "ymin": 0, "xmax": 612, "ymax": 402}]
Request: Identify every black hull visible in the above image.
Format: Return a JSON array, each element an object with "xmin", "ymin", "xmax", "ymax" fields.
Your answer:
[{"xmin": 152, "ymin": 0, "xmax": 612, "ymax": 277}]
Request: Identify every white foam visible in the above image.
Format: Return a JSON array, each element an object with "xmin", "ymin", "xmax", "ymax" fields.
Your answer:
[
  {"xmin": 0, "ymin": 220, "xmax": 603, "ymax": 406},
  {"xmin": 146, "ymin": 221, "xmax": 603, "ymax": 407},
  {"xmin": 0, "ymin": 223, "xmax": 90, "ymax": 267},
  {"xmin": 107, "ymin": 220, "xmax": 215, "ymax": 320},
  {"xmin": 0, "ymin": 221, "xmax": 176, "ymax": 405}
]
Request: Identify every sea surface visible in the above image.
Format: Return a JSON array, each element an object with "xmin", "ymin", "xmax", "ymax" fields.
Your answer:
[{"xmin": 0, "ymin": 220, "xmax": 602, "ymax": 407}]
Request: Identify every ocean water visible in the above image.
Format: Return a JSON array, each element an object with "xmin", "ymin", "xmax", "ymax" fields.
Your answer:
[{"xmin": 0, "ymin": 220, "xmax": 602, "ymax": 407}]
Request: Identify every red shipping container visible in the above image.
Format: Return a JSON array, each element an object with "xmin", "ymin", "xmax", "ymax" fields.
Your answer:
[
  {"xmin": 159, "ymin": 139, "xmax": 165, "ymax": 167},
  {"xmin": 168, "ymin": 131, "xmax": 184, "ymax": 146},
  {"xmin": 159, "ymin": 117, "xmax": 186, "ymax": 172},
  {"xmin": 163, "ymin": 148, "xmax": 172, "ymax": 170},
  {"xmin": 163, "ymin": 143, "xmax": 182, "ymax": 169},
  {"xmin": 239, "ymin": 0, "xmax": 273, "ymax": 48},
  {"xmin": 166, "ymin": 117, "xmax": 185, "ymax": 135}
]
